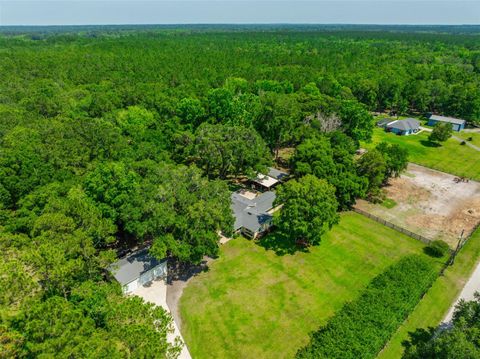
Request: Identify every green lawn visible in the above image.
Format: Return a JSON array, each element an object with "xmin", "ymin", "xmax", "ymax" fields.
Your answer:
[
  {"xmin": 180, "ymin": 212, "xmax": 440, "ymax": 359},
  {"xmin": 363, "ymin": 128, "xmax": 480, "ymax": 181},
  {"xmin": 379, "ymin": 228, "xmax": 480, "ymax": 359},
  {"xmin": 457, "ymin": 131, "xmax": 480, "ymax": 145}
]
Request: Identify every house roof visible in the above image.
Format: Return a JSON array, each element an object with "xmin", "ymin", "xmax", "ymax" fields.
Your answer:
[
  {"xmin": 231, "ymin": 191, "xmax": 276, "ymax": 233},
  {"xmin": 109, "ymin": 249, "xmax": 165, "ymax": 286},
  {"xmin": 253, "ymin": 174, "xmax": 278, "ymax": 188},
  {"xmin": 429, "ymin": 114, "xmax": 466, "ymax": 125},
  {"xmin": 386, "ymin": 118, "xmax": 420, "ymax": 131},
  {"xmin": 376, "ymin": 118, "xmax": 392, "ymax": 126},
  {"xmin": 267, "ymin": 167, "xmax": 289, "ymax": 181}
]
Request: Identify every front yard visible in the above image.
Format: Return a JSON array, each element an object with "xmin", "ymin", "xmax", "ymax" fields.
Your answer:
[
  {"xmin": 363, "ymin": 128, "xmax": 480, "ymax": 181},
  {"xmin": 179, "ymin": 212, "xmax": 439, "ymax": 359}
]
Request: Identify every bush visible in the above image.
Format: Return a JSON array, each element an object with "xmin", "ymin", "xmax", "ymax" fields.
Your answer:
[
  {"xmin": 460, "ymin": 141, "xmax": 466, "ymax": 145},
  {"xmin": 425, "ymin": 240, "xmax": 450, "ymax": 258},
  {"xmin": 468, "ymin": 136, "xmax": 473, "ymax": 141},
  {"xmin": 296, "ymin": 255, "xmax": 437, "ymax": 359}
]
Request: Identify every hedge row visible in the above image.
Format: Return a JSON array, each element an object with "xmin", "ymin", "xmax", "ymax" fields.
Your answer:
[{"xmin": 296, "ymin": 255, "xmax": 438, "ymax": 359}]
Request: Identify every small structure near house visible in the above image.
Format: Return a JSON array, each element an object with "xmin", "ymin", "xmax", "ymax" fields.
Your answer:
[
  {"xmin": 251, "ymin": 167, "xmax": 289, "ymax": 192},
  {"xmin": 109, "ymin": 248, "xmax": 167, "ymax": 294},
  {"xmin": 267, "ymin": 167, "xmax": 289, "ymax": 182},
  {"xmin": 427, "ymin": 114, "xmax": 466, "ymax": 132},
  {"xmin": 376, "ymin": 118, "xmax": 392, "ymax": 128},
  {"xmin": 385, "ymin": 118, "xmax": 420, "ymax": 135},
  {"xmin": 231, "ymin": 190, "xmax": 278, "ymax": 239}
]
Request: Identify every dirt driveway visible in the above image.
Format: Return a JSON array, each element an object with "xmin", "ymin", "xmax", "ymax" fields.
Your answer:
[{"xmin": 356, "ymin": 163, "xmax": 480, "ymax": 247}]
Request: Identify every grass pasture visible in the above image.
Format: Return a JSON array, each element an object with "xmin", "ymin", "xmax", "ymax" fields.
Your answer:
[
  {"xmin": 380, "ymin": 228, "xmax": 480, "ymax": 358},
  {"xmin": 363, "ymin": 128, "xmax": 480, "ymax": 181},
  {"xmin": 179, "ymin": 212, "xmax": 440, "ymax": 359}
]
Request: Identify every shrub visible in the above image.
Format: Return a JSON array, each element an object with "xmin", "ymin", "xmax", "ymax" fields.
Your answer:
[
  {"xmin": 468, "ymin": 136, "xmax": 473, "ymax": 141},
  {"xmin": 296, "ymin": 255, "xmax": 437, "ymax": 359},
  {"xmin": 460, "ymin": 141, "xmax": 466, "ymax": 145},
  {"xmin": 425, "ymin": 240, "xmax": 450, "ymax": 258}
]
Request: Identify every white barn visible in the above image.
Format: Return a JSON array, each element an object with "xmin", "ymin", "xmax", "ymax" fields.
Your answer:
[{"xmin": 109, "ymin": 248, "xmax": 167, "ymax": 294}]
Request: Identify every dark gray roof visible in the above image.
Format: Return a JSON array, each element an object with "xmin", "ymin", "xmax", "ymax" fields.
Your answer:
[
  {"xmin": 386, "ymin": 118, "xmax": 420, "ymax": 131},
  {"xmin": 376, "ymin": 118, "xmax": 392, "ymax": 126},
  {"xmin": 429, "ymin": 114, "xmax": 466, "ymax": 125},
  {"xmin": 231, "ymin": 191, "xmax": 275, "ymax": 233},
  {"xmin": 268, "ymin": 167, "xmax": 289, "ymax": 181},
  {"xmin": 109, "ymin": 249, "xmax": 165, "ymax": 285}
]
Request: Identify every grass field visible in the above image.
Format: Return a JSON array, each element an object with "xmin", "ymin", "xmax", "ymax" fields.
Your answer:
[
  {"xmin": 179, "ymin": 212, "xmax": 440, "ymax": 359},
  {"xmin": 457, "ymin": 131, "xmax": 480, "ymax": 144},
  {"xmin": 363, "ymin": 128, "xmax": 480, "ymax": 181},
  {"xmin": 380, "ymin": 228, "xmax": 480, "ymax": 358}
]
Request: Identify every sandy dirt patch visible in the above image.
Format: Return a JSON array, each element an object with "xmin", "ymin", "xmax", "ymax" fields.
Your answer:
[{"xmin": 356, "ymin": 163, "xmax": 480, "ymax": 247}]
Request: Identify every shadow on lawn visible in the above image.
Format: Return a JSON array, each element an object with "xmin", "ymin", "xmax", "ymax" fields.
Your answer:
[
  {"xmin": 167, "ymin": 258, "xmax": 210, "ymax": 285},
  {"xmin": 257, "ymin": 232, "xmax": 310, "ymax": 256},
  {"xmin": 420, "ymin": 140, "xmax": 441, "ymax": 148}
]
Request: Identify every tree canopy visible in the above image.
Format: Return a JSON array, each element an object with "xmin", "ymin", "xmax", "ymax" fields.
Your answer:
[
  {"xmin": 274, "ymin": 175, "xmax": 339, "ymax": 246},
  {"xmin": 0, "ymin": 26, "xmax": 476, "ymax": 357}
]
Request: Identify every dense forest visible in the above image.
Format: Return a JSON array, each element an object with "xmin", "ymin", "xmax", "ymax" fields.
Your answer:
[{"xmin": 0, "ymin": 26, "xmax": 479, "ymax": 357}]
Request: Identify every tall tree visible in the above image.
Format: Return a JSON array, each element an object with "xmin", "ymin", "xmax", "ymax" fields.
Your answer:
[
  {"xmin": 274, "ymin": 175, "xmax": 339, "ymax": 246},
  {"xmin": 192, "ymin": 122, "xmax": 270, "ymax": 179},
  {"xmin": 403, "ymin": 293, "xmax": 480, "ymax": 358},
  {"xmin": 429, "ymin": 122, "xmax": 453, "ymax": 144},
  {"xmin": 339, "ymin": 100, "xmax": 374, "ymax": 142}
]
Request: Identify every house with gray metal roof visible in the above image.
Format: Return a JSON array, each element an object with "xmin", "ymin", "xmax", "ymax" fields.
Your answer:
[
  {"xmin": 231, "ymin": 190, "xmax": 277, "ymax": 239},
  {"xmin": 385, "ymin": 118, "xmax": 420, "ymax": 135},
  {"xmin": 267, "ymin": 167, "xmax": 289, "ymax": 182},
  {"xmin": 427, "ymin": 114, "xmax": 466, "ymax": 132},
  {"xmin": 109, "ymin": 248, "xmax": 167, "ymax": 294}
]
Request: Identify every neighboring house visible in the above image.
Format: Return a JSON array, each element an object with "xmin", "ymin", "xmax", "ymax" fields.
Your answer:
[
  {"xmin": 252, "ymin": 167, "xmax": 289, "ymax": 192},
  {"xmin": 109, "ymin": 248, "xmax": 167, "ymax": 294},
  {"xmin": 385, "ymin": 118, "xmax": 420, "ymax": 135},
  {"xmin": 427, "ymin": 114, "xmax": 466, "ymax": 132},
  {"xmin": 231, "ymin": 190, "xmax": 278, "ymax": 239}
]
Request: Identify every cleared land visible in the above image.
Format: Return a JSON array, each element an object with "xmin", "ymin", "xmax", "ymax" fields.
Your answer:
[
  {"xmin": 379, "ymin": 228, "xmax": 480, "ymax": 359},
  {"xmin": 179, "ymin": 212, "xmax": 439, "ymax": 359},
  {"xmin": 363, "ymin": 128, "xmax": 480, "ymax": 181},
  {"xmin": 356, "ymin": 163, "xmax": 480, "ymax": 247}
]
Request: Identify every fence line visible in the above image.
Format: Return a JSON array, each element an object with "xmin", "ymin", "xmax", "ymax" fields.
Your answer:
[{"xmin": 353, "ymin": 207, "xmax": 432, "ymax": 245}]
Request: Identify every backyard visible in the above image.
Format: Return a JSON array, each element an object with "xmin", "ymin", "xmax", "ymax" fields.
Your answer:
[
  {"xmin": 179, "ymin": 212, "xmax": 441, "ymax": 359},
  {"xmin": 363, "ymin": 128, "xmax": 480, "ymax": 181}
]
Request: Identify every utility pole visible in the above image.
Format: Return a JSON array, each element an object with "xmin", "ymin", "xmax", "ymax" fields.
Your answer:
[{"xmin": 450, "ymin": 229, "xmax": 465, "ymax": 266}]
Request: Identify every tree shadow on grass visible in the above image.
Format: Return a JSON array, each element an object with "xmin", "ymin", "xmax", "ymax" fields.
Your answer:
[
  {"xmin": 420, "ymin": 140, "xmax": 441, "ymax": 148},
  {"xmin": 401, "ymin": 327, "xmax": 437, "ymax": 353},
  {"xmin": 257, "ymin": 232, "xmax": 310, "ymax": 256},
  {"xmin": 166, "ymin": 258, "xmax": 210, "ymax": 285}
]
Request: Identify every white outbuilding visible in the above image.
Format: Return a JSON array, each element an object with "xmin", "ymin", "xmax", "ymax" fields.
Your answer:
[{"xmin": 109, "ymin": 248, "xmax": 167, "ymax": 294}]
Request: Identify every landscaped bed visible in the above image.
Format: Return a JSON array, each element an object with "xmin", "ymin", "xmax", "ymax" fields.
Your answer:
[
  {"xmin": 363, "ymin": 128, "xmax": 480, "ymax": 181},
  {"xmin": 179, "ymin": 212, "xmax": 441, "ymax": 359}
]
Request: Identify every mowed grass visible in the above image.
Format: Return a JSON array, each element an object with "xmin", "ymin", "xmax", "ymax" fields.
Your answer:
[
  {"xmin": 180, "ymin": 212, "xmax": 438, "ymax": 359},
  {"xmin": 457, "ymin": 131, "xmax": 480, "ymax": 144},
  {"xmin": 363, "ymin": 128, "xmax": 480, "ymax": 181},
  {"xmin": 379, "ymin": 228, "xmax": 480, "ymax": 359}
]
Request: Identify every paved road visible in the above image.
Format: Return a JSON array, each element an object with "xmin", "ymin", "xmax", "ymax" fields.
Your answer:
[{"xmin": 442, "ymin": 260, "xmax": 480, "ymax": 324}]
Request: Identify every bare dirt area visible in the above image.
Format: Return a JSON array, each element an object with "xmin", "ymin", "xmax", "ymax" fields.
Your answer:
[{"xmin": 356, "ymin": 163, "xmax": 480, "ymax": 247}]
